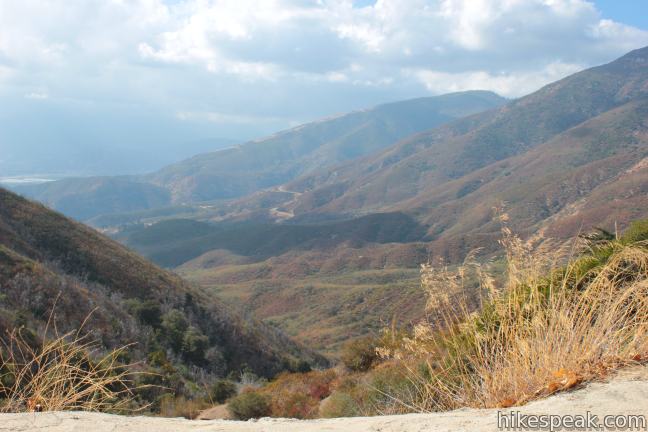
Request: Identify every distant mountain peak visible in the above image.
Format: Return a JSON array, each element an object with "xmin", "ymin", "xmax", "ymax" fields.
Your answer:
[
  {"xmin": 600, "ymin": 45, "xmax": 648, "ymax": 72},
  {"xmin": 621, "ymin": 45, "xmax": 648, "ymax": 60},
  {"xmin": 19, "ymin": 91, "xmax": 506, "ymax": 218}
]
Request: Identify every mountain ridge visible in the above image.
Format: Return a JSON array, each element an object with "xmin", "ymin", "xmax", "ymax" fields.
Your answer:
[
  {"xmin": 274, "ymin": 46, "xmax": 648, "ymax": 220},
  {"xmin": 6, "ymin": 47, "xmax": 648, "ymax": 355},
  {"xmin": 112, "ymin": 46, "xmax": 648, "ymax": 352},
  {"xmin": 11, "ymin": 91, "xmax": 506, "ymax": 221}
]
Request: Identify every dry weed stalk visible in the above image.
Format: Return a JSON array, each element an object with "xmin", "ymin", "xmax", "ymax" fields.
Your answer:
[
  {"xmin": 386, "ymin": 219, "xmax": 648, "ymax": 412},
  {"xmin": 0, "ymin": 309, "xmax": 139, "ymax": 412}
]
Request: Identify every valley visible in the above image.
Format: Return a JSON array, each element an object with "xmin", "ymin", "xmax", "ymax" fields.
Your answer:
[
  {"xmin": 43, "ymin": 46, "xmax": 648, "ymax": 355},
  {"xmin": 2, "ymin": 1, "xmax": 648, "ymax": 425}
]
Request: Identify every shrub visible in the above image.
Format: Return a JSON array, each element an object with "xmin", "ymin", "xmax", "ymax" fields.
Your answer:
[
  {"xmin": 181, "ymin": 326, "xmax": 209, "ymax": 364},
  {"xmin": 126, "ymin": 299, "xmax": 162, "ymax": 328},
  {"xmin": 622, "ymin": 219, "xmax": 648, "ymax": 243},
  {"xmin": 276, "ymin": 392, "xmax": 315, "ymax": 418},
  {"xmin": 210, "ymin": 379, "xmax": 237, "ymax": 404},
  {"xmin": 158, "ymin": 394, "xmax": 208, "ymax": 419},
  {"xmin": 364, "ymin": 362, "xmax": 416, "ymax": 414},
  {"xmin": 227, "ymin": 391, "xmax": 271, "ymax": 420},
  {"xmin": 260, "ymin": 369, "xmax": 337, "ymax": 418},
  {"xmin": 340, "ymin": 336, "xmax": 378, "ymax": 372},
  {"xmin": 161, "ymin": 310, "xmax": 188, "ymax": 352},
  {"xmin": 319, "ymin": 392, "xmax": 359, "ymax": 418},
  {"xmin": 291, "ymin": 359, "xmax": 312, "ymax": 373}
]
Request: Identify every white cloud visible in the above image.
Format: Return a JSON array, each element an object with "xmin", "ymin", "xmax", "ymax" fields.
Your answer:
[
  {"xmin": 126, "ymin": 0, "xmax": 648, "ymax": 96},
  {"xmin": 408, "ymin": 61, "xmax": 585, "ymax": 97},
  {"xmin": 0, "ymin": 0, "xmax": 646, "ymax": 138}
]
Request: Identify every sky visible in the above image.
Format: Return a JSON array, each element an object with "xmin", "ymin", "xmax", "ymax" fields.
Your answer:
[{"xmin": 0, "ymin": 0, "xmax": 647, "ymax": 177}]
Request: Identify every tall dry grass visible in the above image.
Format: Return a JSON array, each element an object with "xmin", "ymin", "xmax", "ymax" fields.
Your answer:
[
  {"xmin": 389, "ymin": 220, "xmax": 648, "ymax": 411},
  {"xmin": 0, "ymin": 311, "xmax": 138, "ymax": 412}
]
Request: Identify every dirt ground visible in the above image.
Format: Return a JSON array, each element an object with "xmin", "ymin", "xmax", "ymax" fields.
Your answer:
[{"xmin": 2, "ymin": 365, "xmax": 647, "ymax": 432}]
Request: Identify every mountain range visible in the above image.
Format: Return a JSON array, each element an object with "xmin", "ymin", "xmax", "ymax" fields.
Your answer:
[
  {"xmin": 11, "ymin": 91, "xmax": 506, "ymax": 221},
  {"xmin": 6, "ymin": 46, "xmax": 648, "ymax": 353}
]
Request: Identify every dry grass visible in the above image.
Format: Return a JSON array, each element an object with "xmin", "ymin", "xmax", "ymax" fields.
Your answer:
[
  {"xmin": 158, "ymin": 395, "xmax": 210, "ymax": 419},
  {"xmin": 388, "ymin": 219, "xmax": 648, "ymax": 411},
  {"xmin": 0, "ymin": 311, "xmax": 138, "ymax": 413}
]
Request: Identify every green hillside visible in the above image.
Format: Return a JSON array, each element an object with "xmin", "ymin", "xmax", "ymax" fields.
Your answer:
[{"xmin": 0, "ymin": 188, "xmax": 326, "ymax": 407}]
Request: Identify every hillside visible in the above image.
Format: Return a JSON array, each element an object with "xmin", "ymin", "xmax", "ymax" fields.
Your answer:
[
  {"xmin": 146, "ymin": 91, "xmax": 505, "ymax": 203},
  {"xmin": 13, "ymin": 176, "xmax": 172, "ymax": 221},
  {"xmin": 272, "ymin": 46, "xmax": 648, "ymax": 220},
  {"xmin": 176, "ymin": 244, "xmax": 426, "ymax": 353},
  {"xmin": 114, "ymin": 47, "xmax": 648, "ymax": 354},
  {"xmin": 12, "ymin": 91, "xmax": 505, "ymax": 221},
  {"xmin": 9, "ymin": 47, "xmax": 648, "ymax": 356},
  {"xmin": 0, "ymin": 188, "xmax": 326, "ymax": 405}
]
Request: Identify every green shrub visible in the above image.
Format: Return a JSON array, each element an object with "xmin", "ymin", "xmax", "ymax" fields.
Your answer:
[
  {"xmin": 227, "ymin": 391, "xmax": 271, "ymax": 420},
  {"xmin": 365, "ymin": 363, "xmax": 416, "ymax": 411},
  {"xmin": 621, "ymin": 219, "xmax": 648, "ymax": 243},
  {"xmin": 129, "ymin": 299, "xmax": 162, "ymax": 327},
  {"xmin": 147, "ymin": 350, "xmax": 168, "ymax": 368},
  {"xmin": 210, "ymin": 379, "xmax": 237, "ymax": 404},
  {"xmin": 181, "ymin": 326, "xmax": 209, "ymax": 364},
  {"xmin": 161, "ymin": 310, "xmax": 188, "ymax": 352},
  {"xmin": 340, "ymin": 336, "xmax": 378, "ymax": 372},
  {"xmin": 294, "ymin": 360, "xmax": 313, "ymax": 373}
]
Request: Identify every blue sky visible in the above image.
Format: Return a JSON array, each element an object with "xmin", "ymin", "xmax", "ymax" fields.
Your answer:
[
  {"xmin": 0, "ymin": 0, "xmax": 647, "ymax": 177},
  {"xmin": 595, "ymin": 1, "xmax": 648, "ymax": 30}
]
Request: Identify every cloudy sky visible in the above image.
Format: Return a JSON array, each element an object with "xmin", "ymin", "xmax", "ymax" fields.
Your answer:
[{"xmin": 1, "ymin": 0, "xmax": 647, "ymax": 176}]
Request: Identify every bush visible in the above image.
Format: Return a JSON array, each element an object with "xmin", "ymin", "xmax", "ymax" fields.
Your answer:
[
  {"xmin": 260, "ymin": 369, "xmax": 337, "ymax": 418},
  {"xmin": 158, "ymin": 394, "xmax": 208, "ymax": 419},
  {"xmin": 291, "ymin": 359, "xmax": 312, "ymax": 373},
  {"xmin": 365, "ymin": 362, "xmax": 416, "ymax": 413},
  {"xmin": 125, "ymin": 299, "xmax": 162, "ymax": 327},
  {"xmin": 227, "ymin": 391, "xmax": 271, "ymax": 420},
  {"xmin": 181, "ymin": 326, "xmax": 209, "ymax": 364},
  {"xmin": 161, "ymin": 310, "xmax": 188, "ymax": 352},
  {"xmin": 210, "ymin": 379, "xmax": 237, "ymax": 404},
  {"xmin": 340, "ymin": 336, "xmax": 378, "ymax": 372},
  {"xmin": 319, "ymin": 392, "xmax": 359, "ymax": 418}
]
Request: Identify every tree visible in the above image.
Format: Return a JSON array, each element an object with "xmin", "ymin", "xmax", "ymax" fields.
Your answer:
[
  {"xmin": 181, "ymin": 326, "xmax": 209, "ymax": 364},
  {"xmin": 161, "ymin": 310, "xmax": 188, "ymax": 352},
  {"xmin": 210, "ymin": 379, "xmax": 237, "ymax": 404}
]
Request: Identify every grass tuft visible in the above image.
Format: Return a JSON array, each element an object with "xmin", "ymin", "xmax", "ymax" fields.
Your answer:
[
  {"xmin": 0, "ymin": 310, "xmax": 139, "ymax": 413},
  {"xmin": 386, "ymin": 218, "xmax": 648, "ymax": 411}
]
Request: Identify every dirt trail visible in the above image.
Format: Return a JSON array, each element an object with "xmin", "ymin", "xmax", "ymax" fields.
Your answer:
[
  {"xmin": 269, "ymin": 185, "xmax": 303, "ymax": 220},
  {"xmin": 2, "ymin": 366, "xmax": 647, "ymax": 432}
]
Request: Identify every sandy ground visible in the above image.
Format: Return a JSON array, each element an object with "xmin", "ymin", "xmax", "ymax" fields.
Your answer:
[{"xmin": 2, "ymin": 366, "xmax": 647, "ymax": 432}]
